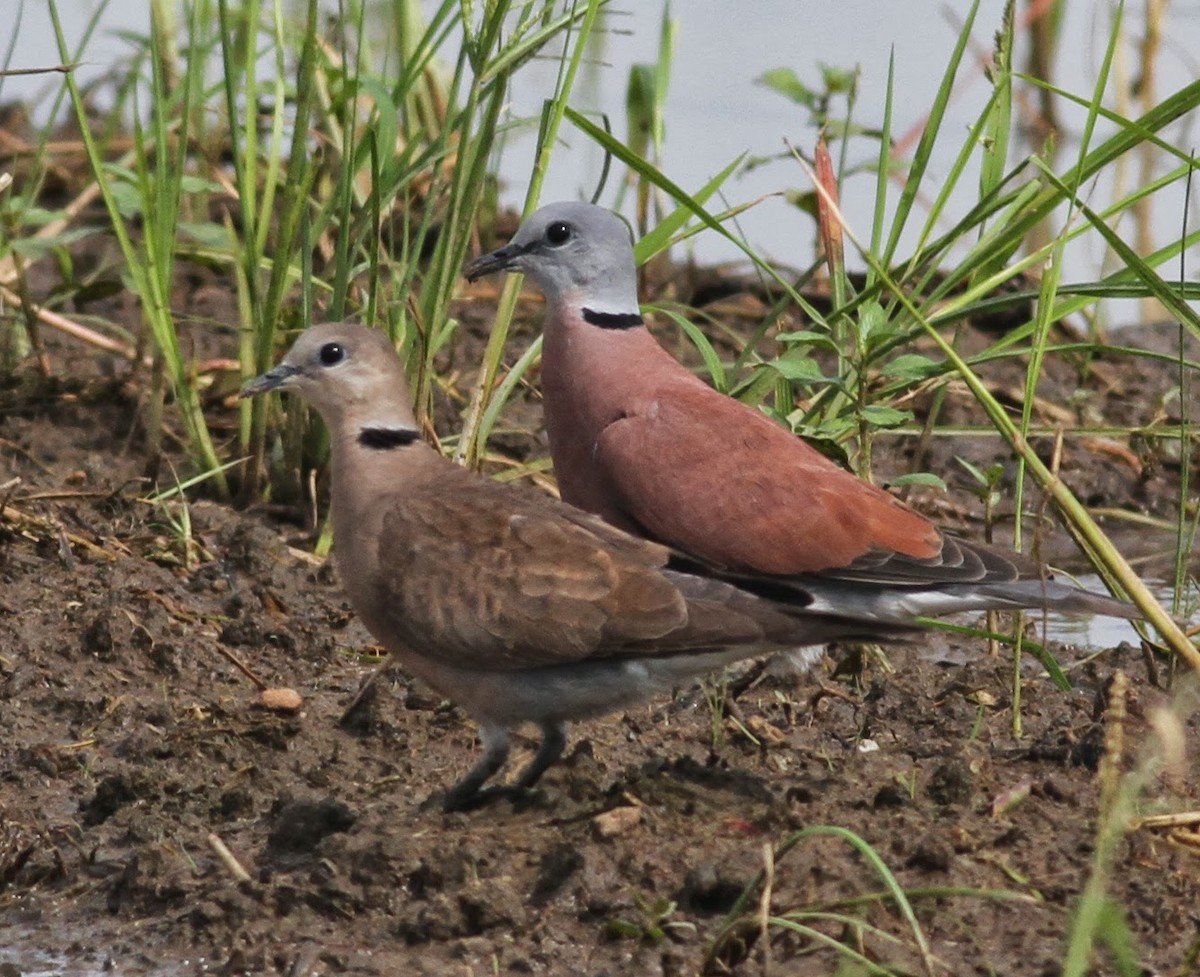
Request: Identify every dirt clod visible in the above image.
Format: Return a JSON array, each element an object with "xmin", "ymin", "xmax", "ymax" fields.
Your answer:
[
  {"xmin": 266, "ymin": 796, "xmax": 357, "ymax": 856},
  {"xmin": 927, "ymin": 758, "xmax": 976, "ymax": 806},
  {"xmin": 592, "ymin": 805, "xmax": 643, "ymax": 839}
]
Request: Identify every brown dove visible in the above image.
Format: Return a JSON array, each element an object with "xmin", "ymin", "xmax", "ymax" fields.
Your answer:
[
  {"xmin": 241, "ymin": 323, "xmax": 920, "ymax": 810},
  {"xmin": 465, "ymin": 202, "xmax": 1136, "ymax": 623}
]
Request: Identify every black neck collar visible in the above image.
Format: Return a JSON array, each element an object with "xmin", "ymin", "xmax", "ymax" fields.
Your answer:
[
  {"xmin": 357, "ymin": 426, "xmax": 420, "ymax": 450},
  {"xmin": 582, "ymin": 307, "xmax": 643, "ymax": 330}
]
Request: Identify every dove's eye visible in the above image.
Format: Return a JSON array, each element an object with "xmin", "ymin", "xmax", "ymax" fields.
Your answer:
[
  {"xmin": 319, "ymin": 342, "xmax": 346, "ymax": 367},
  {"xmin": 545, "ymin": 221, "xmax": 572, "ymax": 245}
]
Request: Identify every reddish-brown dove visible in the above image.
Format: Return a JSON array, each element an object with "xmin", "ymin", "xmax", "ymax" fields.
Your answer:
[
  {"xmin": 241, "ymin": 323, "xmax": 922, "ymax": 810},
  {"xmin": 465, "ymin": 202, "xmax": 1136, "ymax": 622}
]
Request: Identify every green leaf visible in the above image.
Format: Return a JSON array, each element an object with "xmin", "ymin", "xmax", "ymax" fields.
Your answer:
[
  {"xmin": 633, "ymin": 154, "xmax": 745, "ymax": 264},
  {"xmin": 106, "ymin": 180, "xmax": 143, "ymax": 220},
  {"xmin": 1095, "ymin": 898, "xmax": 1143, "ymax": 977},
  {"xmin": 177, "ymin": 221, "xmax": 231, "ymax": 249},
  {"xmin": 767, "ymin": 356, "xmax": 827, "ymax": 383},
  {"xmin": 653, "ymin": 306, "xmax": 728, "ymax": 393},
  {"xmin": 356, "ymin": 76, "xmax": 399, "ymax": 179},
  {"xmin": 855, "ymin": 301, "xmax": 890, "ymax": 350},
  {"xmin": 819, "ymin": 62, "xmax": 857, "ymax": 94},
  {"xmin": 784, "ymin": 188, "xmax": 819, "ymax": 219},
  {"xmin": 626, "ymin": 63, "xmax": 656, "ymax": 157},
  {"xmin": 757, "ymin": 67, "xmax": 817, "ymax": 109},
  {"xmin": 776, "ymin": 329, "xmax": 839, "ymax": 353},
  {"xmin": 179, "ymin": 174, "xmax": 223, "ymax": 194},
  {"xmin": 604, "ymin": 919, "xmax": 643, "ymax": 940},
  {"xmin": 880, "ymin": 353, "xmax": 939, "ymax": 380},
  {"xmin": 12, "ymin": 206, "xmax": 72, "ymax": 228},
  {"xmin": 956, "ymin": 455, "xmax": 1006, "ymax": 487},
  {"xmin": 859, "ymin": 404, "xmax": 912, "ymax": 428},
  {"xmin": 888, "ymin": 472, "xmax": 947, "ymax": 491},
  {"xmin": 978, "ymin": 0, "xmax": 1014, "ymax": 210},
  {"xmin": 9, "ymin": 227, "xmax": 101, "ymax": 257}
]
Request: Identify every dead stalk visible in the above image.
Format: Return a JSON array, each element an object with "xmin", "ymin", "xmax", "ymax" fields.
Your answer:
[
  {"xmin": 758, "ymin": 841, "xmax": 774, "ymax": 977},
  {"xmin": 1098, "ymin": 671, "xmax": 1129, "ymax": 822},
  {"xmin": 206, "ymin": 832, "xmax": 252, "ymax": 884}
]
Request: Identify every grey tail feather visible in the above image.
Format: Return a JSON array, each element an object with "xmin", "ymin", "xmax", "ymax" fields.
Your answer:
[
  {"xmin": 801, "ymin": 579, "xmax": 1140, "ymax": 624},
  {"xmin": 953, "ymin": 580, "xmax": 1141, "ymax": 619},
  {"xmin": 663, "ymin": 550, "xmax": 1141, "ymax": 624}
]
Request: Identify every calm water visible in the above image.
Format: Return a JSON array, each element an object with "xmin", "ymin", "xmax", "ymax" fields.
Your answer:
[
  {"xmin": 6, "ymin": 0, "xmax": 1200, "ymax": 280},
  {"xmin": 1039, "ymin": 575, "xmax": 1196, "ymax": 650}
]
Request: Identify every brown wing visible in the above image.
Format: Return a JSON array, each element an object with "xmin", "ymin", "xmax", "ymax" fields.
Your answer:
[
  {"xmin": 365, "ymin": 471, "xmax": 691, "ymax": 671},
  {"xmin": 593, "ymin": 379, "xmax": 944, "ymax": 576}
]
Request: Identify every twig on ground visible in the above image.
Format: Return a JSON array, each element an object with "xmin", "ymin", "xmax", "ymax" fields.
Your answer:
[
  {"xmin": 206, "ymin": 832, "xmax": 252, "ymax": 883},
  {"xmin": 212, "ymin": 645, "xmax": 267, "ymax": 690}
]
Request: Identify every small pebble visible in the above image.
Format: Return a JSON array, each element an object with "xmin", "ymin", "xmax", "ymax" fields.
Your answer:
[
  {"xmin": 259, "ymin": 687, "xmax": 303, "ymax": 712},
  {"xmin": 745, "ymin": 714, "xmax": 789, "ymax": 745},
  {"xmin": 592, "ymin": 806, "xmax": 641, "ymax": 840}
]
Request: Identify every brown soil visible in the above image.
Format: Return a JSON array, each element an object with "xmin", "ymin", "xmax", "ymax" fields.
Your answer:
[{"xmin": 1, "ymin": 232, "xmax": 1198, "ymax": 976}]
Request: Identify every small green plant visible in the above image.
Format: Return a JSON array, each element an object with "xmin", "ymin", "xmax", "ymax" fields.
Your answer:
[
  {"xmin": 700, "ymin": 672, "xmax": 731, "ymax": 750},
  {"xmin": 955, "ymin": 458, "xmax": 1006, "ymax": 543},
  {"xmin": 705, "ymin": 825, "xmax": 937, "ymax": 975},
  {"xmin": 957, "ymin": 455, "xmax": 1016, "ymax": 706},
  {"xmin": 142, "ymin": 460, "xmax": 241, "ymax": 569},
  {"xmin": 892, "ymin": 766, "xmax": 919, "ymax": 801},
  {"xmin": 704, "ymin": 824, "xmax": 1046, "ymax": 975},
  {"xmin": 606, "ymin": 892, "xmax": 697, "ymax": 945}
]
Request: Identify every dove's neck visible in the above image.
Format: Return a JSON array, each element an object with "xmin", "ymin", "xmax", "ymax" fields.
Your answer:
[
  {"xmin": 538, "ymin": 297, "xmax": 704, "ymax": 528},
  {"xmin": 328, "ymin": 417, "xmax": 434, "ymax": 543}
]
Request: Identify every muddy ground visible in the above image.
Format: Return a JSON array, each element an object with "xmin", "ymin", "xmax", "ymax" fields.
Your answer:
[{"xmin": 1, "ymin": 233, "xmax": 1199, "ymax": 976}]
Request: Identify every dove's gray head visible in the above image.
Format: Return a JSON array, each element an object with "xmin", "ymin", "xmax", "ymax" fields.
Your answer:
[
  {"xmin": 465, "ymin": 202, "xmax": 640, "ymax": 314},
  {"xmin": 240, "ymin": 322, "xmax": 418, "ymax": 432}
]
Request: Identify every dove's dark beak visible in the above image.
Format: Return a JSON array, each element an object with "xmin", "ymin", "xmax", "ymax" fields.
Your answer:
[{"xmin": 239, "ymin": 363, "xmax": 302, "ymax": 399}]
